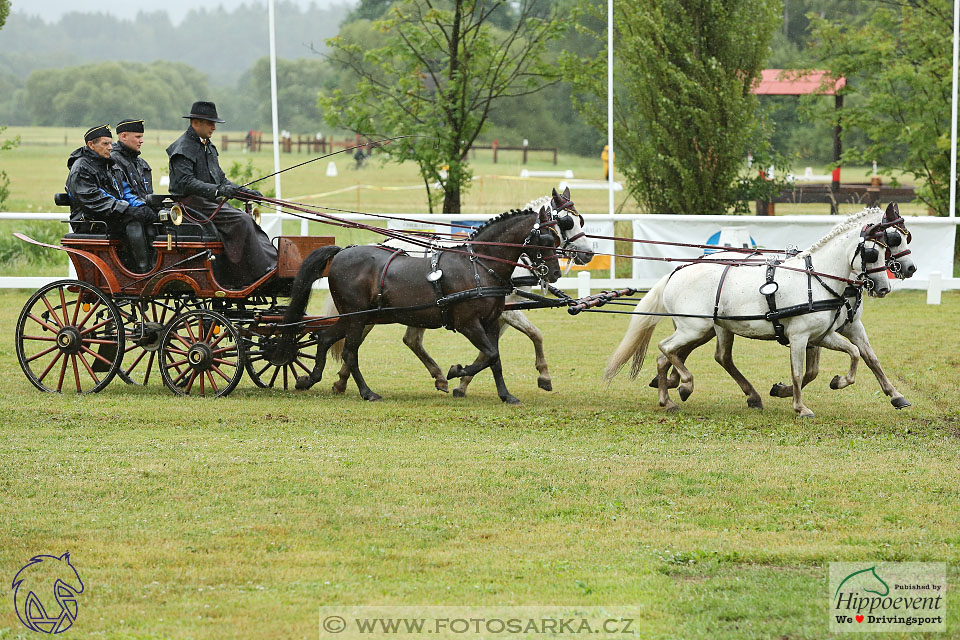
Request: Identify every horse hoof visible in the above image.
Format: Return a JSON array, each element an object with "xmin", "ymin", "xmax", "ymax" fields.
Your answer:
[
  {"xmin": 447, "ymin": 365, "xmax": 463, "ymax": 379},
  {"xmin": 362, "ymin": 392, "xmax": 382, "ymax": 402},
  {"xmin": 770, "ymin": 383, "xmax": 789, "ymax": 397},
  {"xmin": 747, "ymin": 397, "xmax": 763, "ymax": 410},
  {"xmin": 295, "ymin": 376, "xmax": 314, "ymax": 391},
  {"xmin": 829, "ymin": 375, "xmax": 842, "ymax": 390},
  {"xmin": 435, "ymin": 379, "xmax": 449, "ymax": 393},
  {"xmin": 537, "ymin": 376, "xmax": 552, "ymax": 392},
  {"xmin": 502, "ymin": 395, "xmax": 521, "ymax": 405},
  {"xmin": 452, "ymin": 389, "xmax": 465, "ymax": 398},
  {"xmin": 678, "ymin": 386, "xmax": 692, "ymax": 402},
  {"xmin": 648, "ymin": 376, "xmax": 659, "ymax": 389},
  {"xmin": 797, "ymin": 410, "xmax": 815, "ymax": 419},
  {"xmin": 891, "ymin": 397, "xmax": 911, "ymax": 410},
  {"xmin": 331, "ymin": 382, "xmax": 346, "ymax": 394}
]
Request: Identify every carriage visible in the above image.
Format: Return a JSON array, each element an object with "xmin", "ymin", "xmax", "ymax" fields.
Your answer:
[{"xmin": 14, "ymin": 194, "xmax": 338, "ymax": 397}]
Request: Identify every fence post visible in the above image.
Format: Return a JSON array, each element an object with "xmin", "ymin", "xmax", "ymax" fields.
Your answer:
[
  {"xmin": 522, "ymin": 139, "xmax": 528, "ymax": 164},
  {"xmin": 493, "ymin": 139, "xmax": 498, "ymax": 164},
  {"xmin": 577, "ymin": 271, "xmax": 591, "ymax": 298},
  {"xmin": 927, "ymin": 271, "xmax": 942, "ymax": 305},
  {"xmin": 221, "ymin": 135, "xmax": 228, "ymax": 151},
  {"xmin": 553, "ymin": 148, "xmax": 558, "ymax": 165}
]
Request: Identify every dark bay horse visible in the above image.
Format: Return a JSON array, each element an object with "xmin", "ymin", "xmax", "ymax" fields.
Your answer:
[{"xmin": 279, "ymin": 208, "xmax": 564, "ymax": 403}]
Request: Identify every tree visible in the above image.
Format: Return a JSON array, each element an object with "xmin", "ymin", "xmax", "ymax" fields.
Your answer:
[
  {"xmin": 561, "ymin": 0, "xmax": 781, "ymax": 214},
  {"xmin": 807, "ymin": 0, "xmax": 955, "ymax": 215},
  {"xmin": 0, "ymin": 0, "xmax": 8, "ymax": 29},
  {"xmin": 320, "ymin": 0, "xmax": 564, "ymax": 213},
  {"xmin": 237, "ymin": 57, "xmax": 339, "ymax": 132}
]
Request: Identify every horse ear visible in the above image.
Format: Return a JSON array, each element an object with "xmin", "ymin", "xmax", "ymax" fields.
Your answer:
[
  {"xmin": 884, "ymin": 202, "xmax": 898, "ymax": 220},
  {"xmin": 551, "ymin": 187, "xmax": 559, "ymax": 198},
  {"xmin": 562, "ymin": 186, "xmax": 571, "ymax": 199}
]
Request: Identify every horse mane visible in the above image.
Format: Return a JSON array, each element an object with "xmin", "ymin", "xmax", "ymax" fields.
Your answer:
[
  {"xmin": 467, "ymin": 207, "xmax": 537, "ymax": 240},
  {"xmin": 523, "ymin": 195, "xmax": 551, "ymax": 214},
  {"xmin": 797, "ymin": 207, "xmax": 883, "ymax": 258}
]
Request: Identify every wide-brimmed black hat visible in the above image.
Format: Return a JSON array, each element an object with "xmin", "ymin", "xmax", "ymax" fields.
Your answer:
[{"xmin": 182, "ymin": 101, "xmax": 225, "ymax": 123}]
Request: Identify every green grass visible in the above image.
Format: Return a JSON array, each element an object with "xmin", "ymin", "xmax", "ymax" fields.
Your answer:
[{"xmin": 0, "ymin": 287, "xmax": 958, "ymax": 639}]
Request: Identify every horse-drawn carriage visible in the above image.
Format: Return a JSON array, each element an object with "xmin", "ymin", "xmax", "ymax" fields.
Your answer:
[{"xmin": 14, "ymin": 194, "xmax": 338, "ymax": 397}]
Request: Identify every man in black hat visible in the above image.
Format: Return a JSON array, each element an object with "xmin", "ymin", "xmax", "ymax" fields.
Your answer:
[
  {"xmin": 65, "ymin": 124, "xmax": 159, "ymax": 272},
  {"xmin": 167, "ymin": 101, "xmax": 277, "ymax": 288},
  {"xmin": 112, "ymin": 118, "xmax": 156, "ymax": 271}
]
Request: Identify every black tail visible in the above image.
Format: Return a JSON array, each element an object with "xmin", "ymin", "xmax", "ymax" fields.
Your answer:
[{"xmin": 282, "ymin": 245, "xmax": 342, "ymax": 330}]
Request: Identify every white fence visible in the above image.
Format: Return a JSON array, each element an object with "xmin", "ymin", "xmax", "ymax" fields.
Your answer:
[{"xmin": 2, "ymin": 212, "xmax": 958, "ymax": 294}]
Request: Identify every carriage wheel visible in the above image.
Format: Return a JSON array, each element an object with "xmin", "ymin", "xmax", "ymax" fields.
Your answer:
[
  {"xmin": 159, "ymin": 310, "xmax": 243, "ymax": 398},
  {"xmin": 115, "ymin": 298, "xmax": 205, "ymax": 386},
  {"xmin": 15, "ymin": 280, "xmax": 125, "ymax": 394},
  {"xmin": 244, "ymin": 331, "xmax": 319, "ymax": 389}
]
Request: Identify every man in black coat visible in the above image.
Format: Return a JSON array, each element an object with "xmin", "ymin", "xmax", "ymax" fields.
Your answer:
[
  {"xmin": 111, "ymin": 118, "xmax": 156, "ymax": 269},
  {"xmin": 65, "ymin": 124, "xmax": 158, "ymax": 272},
  {"xmin": 167, "ymin": 101, "xmax": 277, "ymax": 288}
]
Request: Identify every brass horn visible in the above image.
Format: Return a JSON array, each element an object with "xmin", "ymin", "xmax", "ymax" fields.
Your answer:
[{"xmin": 245, "ymin": 201, "xmax": 261, "ymax": 226}]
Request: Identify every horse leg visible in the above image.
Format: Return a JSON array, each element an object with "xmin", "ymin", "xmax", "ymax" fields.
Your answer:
[
  {"xmin": 840, "ymin": 320, "xmax": 910, "ymax": 409},
  {"xmin": 650, "ymin": 328, "xmax": 715, "ymax": 389},
  {"xmin": 332, "ymin": 325, "xmax": 374, "ymax": 394},
  {"xmin": 341, "ymin": 322, "xmax": 381, "ymax": 401},
  {"xmin": 770, "ymin": 346, "xmax": 821, "ymax": 398},
  {"xmin": 714, "ymin": 326, "xmax": 763, "ymax": 409},
  {"xmin": 656, "ymin": 324, "xmax": 710, "ymax": 410},
  {"xmin": 787, "ymin": 335, "xmax": 817, "ymax": 418},
  {"xmin": 401, "ymin": 326, "xmax": 448, "ymax": 393},
  {"xmin": 504, "ymin": 310, "xmax": 552, "ymax": 391},
  {"xmin": 448, "ymin": 318, "xmax": 518, "ymax": 404}
]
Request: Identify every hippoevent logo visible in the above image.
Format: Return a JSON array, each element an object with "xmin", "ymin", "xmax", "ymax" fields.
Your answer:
[
  {"xmin": 829, "ymin": 562, "xmax": 945, "ymax": 633},
  {"xmin": 11, "ymin": 552, "xmax": 84, "ymax": 634}
]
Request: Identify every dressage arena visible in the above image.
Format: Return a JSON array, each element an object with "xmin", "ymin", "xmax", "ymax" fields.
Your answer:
[{"xmin": 1, "ymin": 274, "xmax": 958, "ymax": 636}]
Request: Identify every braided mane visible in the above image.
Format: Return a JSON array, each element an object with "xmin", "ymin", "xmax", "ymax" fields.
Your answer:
[
  {"xmin": 797, "ymin": 207, "xmax": 883, "ymax": 258},
  {"xmin": 468, "ymin": 208, "xmax": 537, "ymax": 240}
]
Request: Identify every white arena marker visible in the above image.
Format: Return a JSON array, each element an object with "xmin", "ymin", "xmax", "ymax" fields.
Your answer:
[
  {"xmin": 326, "ymin": 161, "xmax": 338, "ymax": 177},
  {"xmin": 159, "ymin": 175, "xmax": 170, "ymax": 186},
  {"xmin": 927, "ymin": 271, "xmax": 942, "ymax": 305}
]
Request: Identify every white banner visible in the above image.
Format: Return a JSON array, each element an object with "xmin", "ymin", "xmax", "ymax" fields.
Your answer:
[{"xmin": 631, "ymin": 215, "xmax": 955, "ymax": 286}]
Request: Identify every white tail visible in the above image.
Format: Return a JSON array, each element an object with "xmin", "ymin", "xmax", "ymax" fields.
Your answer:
[
  {"xmin": 603, "ymin": 274, "xmax": 669, "ymax": 380},
  {"xmin": 321, "ymin": 295, "xmax": 346, "ymax": 362}
]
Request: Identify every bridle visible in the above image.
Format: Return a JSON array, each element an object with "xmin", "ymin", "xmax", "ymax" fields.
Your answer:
[
  {"xmin": 539, "ymin": 194, "xmax": 586, "ymax": 256},
  {"xmin": 854, "ymin": 217, "xmax": 913, "ymax": 283}
]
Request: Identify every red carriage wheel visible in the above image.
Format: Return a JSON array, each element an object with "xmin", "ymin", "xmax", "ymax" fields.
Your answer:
[
  {"xmin": 114, "ymin": 298, "xmax": 206, "ymax": 386},
  {"xmin": 15, "ymin": 280, "xmax": 125, "ymax": 394},
  {"xmin": 159, "ymin": 309, "xmax": 244, "ymax": 397},
  {"xmin": 244, "ymin": 331, "xmax": 319, "ymax": 389}
]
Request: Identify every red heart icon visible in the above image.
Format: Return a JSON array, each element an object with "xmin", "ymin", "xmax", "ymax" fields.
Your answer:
[{"xmin": 856, "ymin": 615, "xmax": 864, "ymax": 623}]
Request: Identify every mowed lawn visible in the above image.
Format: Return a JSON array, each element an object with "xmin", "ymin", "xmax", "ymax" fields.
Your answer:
[{"xmin": 0, "ymin": 286, "xmax": 958, "ymax": 639}]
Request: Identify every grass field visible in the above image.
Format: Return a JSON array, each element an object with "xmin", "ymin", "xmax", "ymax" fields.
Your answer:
[{"xmin": 0, "ymin": 284, "xmax": 958, "ymax": 639}]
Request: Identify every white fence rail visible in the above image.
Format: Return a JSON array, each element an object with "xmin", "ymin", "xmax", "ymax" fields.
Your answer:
[{"xmin": 2, "ymin": 212, "xmax": 958, "ymax": 294}]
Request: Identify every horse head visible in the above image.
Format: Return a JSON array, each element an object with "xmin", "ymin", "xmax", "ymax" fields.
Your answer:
[
  {"xmin": 878, "ymin": 202, "xmax": 917, "ymax": 279},
  {"xmin": 854, "ymin": 202, "xmax": 916, "ymax": 296},
  {"xmin": 549, "ymin": 186, "xmax": 594, "ymax": 265}
]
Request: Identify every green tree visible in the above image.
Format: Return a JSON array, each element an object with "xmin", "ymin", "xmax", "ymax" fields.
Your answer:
[
  {"xmin": 0, "ymin": 0, "xmax": 18, "ymax": 211},
  {"xmin": 237, "ymin": 57, "xmax": 339, "ymax": 132},
  {"xmin": 0, "ymin": 0, "xmax": 8, "ymax": 29},
  {"xmin": 807, "ymin": 0, "xmax": 955, "ymax": 214},
  {"xmin": 562, "ymin": 0, "xmax": 780, "ymax": 214},
  {"xmin": 320, "ymin": 0, "xmax": 564, "ymax": 213}
]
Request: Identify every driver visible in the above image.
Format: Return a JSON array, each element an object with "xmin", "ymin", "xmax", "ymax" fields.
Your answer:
[{"xmin": 166, "ymin": 101, "xmax": 277, "ymax": 288}]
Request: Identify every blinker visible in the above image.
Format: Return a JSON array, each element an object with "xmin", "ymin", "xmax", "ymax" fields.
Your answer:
[
  {"xmin": 557, "ymin": 213, "xmax": 575, "ymax": 232},
  {"xmin": 883, "ymin": 228, "xmax": 902, "ymax": 247},
  {"xmin": 862, "ymin": 246, "xmax": 880, "ymax": 263}
]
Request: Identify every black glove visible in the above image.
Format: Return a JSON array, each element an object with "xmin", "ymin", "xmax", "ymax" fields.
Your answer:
[
  {"xmin": 129, "ymin": 205, "xmax": 159, "ymax": 224},
  {"xmin": 239, "ymin": 187, "xmax": 263, "ymax": 200},
  {"xmin": 216, "ymin": 183, "xmax": 240, "ymax": 199}
]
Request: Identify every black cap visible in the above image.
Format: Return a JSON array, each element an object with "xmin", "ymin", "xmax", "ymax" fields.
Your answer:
[
  {"xmin": 116, "ymin": 119, "xmax": 145, "ymax": 134},
  {"xmin": 84, "ymin": 124, "xmax": 112, "ymax": 142},
  {"xmin": 182, "ymin": 101, "xmax": 225, "ymax": 123}
]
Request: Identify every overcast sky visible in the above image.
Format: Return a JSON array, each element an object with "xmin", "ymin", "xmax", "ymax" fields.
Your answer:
[{"xmin": 15, "ymin": 0, "xmax": 357, "ymax": 24}]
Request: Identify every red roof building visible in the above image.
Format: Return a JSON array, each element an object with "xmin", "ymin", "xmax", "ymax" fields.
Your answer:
[{"xmin": 752, "ymin": 69, "xmax": 845, "ymax": 96}]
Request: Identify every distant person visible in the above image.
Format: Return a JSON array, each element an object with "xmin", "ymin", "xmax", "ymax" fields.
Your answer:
[
  {"xmin": 65, "ymin": 124, "xmax": 158, "ymax": 272},
  {"xmin": 166, "ymin": 101, "xmax": 277, "ymax": 288},
  {"xmin": 602, "ymin": 144, "xmax": 614, "ymax": 180},
  {"xmin": 111, "ymin": 118, "xmax": 156, "ymax": 271}
]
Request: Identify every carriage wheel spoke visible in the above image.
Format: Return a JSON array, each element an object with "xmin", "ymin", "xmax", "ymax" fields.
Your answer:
[
  {"xmin": 37, "ymin": 351, "xmax": 63, "ymax": 384},
  {"xmin": 205, "ymin": 371, "xmax": 219, "ymax": 393},
  {"xmin": 268, "ymin": 366, "xmax": 281, "ymax": 387},
  {"xmin": 294, "ymin": 359, "xmax": 311, "ymax": 375},
  {"xmin": 75, "ymin": 299, "xmax": 103, "ymax": 331},
  {"xmin": 60, "ymin": 287, "xmax": 73, "ymax": 326},
  {"xmin": 71, "ymin": 355, "xmax": 82, "ymax": 392},
  {"xmin": 211, "ymin": 365, "xmax": 233, "ymax": 383},
  {"xmin": 27, "ymin": 313, "xmax": 61, "ymax": 334},
  {"xmin": 25, "ymin": 343, "xmax": 61, "ymax": 363},
  {"xmin": 282, "ymin": 366, "xmax": 290, "ymax": 389},
  {"xmin": 75, "ymin": 352, "xmax": 100, "ymax": 386},
  {"xmin": 80, "ymin": 345, "xmax": 115, "ymax": 368},
  {"xmin": 40, "ymin": 294, "xmax": 64, "ymax": 328},
  {"xmin": 184, "ymin": 370, "xmax": 197, "ymax": 394},
  {"xmin": 56, "ymin": 355, "xmax": 69, "ymax": 392}
]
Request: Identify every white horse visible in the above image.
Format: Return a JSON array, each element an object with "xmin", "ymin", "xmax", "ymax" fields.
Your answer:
[
  {"xmin": 325, "ymin": 187, "xmax": 594, "ymax": 395},
  {"xmin": 605, "ymin": 205, "xmax": 914, "ymax": 418}
]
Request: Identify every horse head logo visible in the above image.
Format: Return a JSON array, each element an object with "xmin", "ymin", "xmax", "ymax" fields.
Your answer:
[
  {"xmin": 11, "ymin": 552, "xmax": 84, "ymax": 634},
  {"xmin": 834, "ymin": 565, "xmax": 890, "ymax": 600}
]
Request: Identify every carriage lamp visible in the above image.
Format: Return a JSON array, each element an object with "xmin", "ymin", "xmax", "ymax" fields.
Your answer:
[
  {"xmin": 245, "ymin": 202, "xmax": 261, "ymax": 226},
  {"xmin": 82, "ymin": 303, "xmax": 91, "ymax": 312}
]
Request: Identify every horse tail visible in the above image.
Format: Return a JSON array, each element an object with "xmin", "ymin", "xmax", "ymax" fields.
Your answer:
[
  {"xmin": 323, "ymin": 295, "xmax": 345, "ymax": 362},
  {"xmin": 281, "ymin": 245, "xmax": 342, "ymax": 334},
  {"xmin": 604, "ymin": 273, "xmax": 669, "ymax": 381}
]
